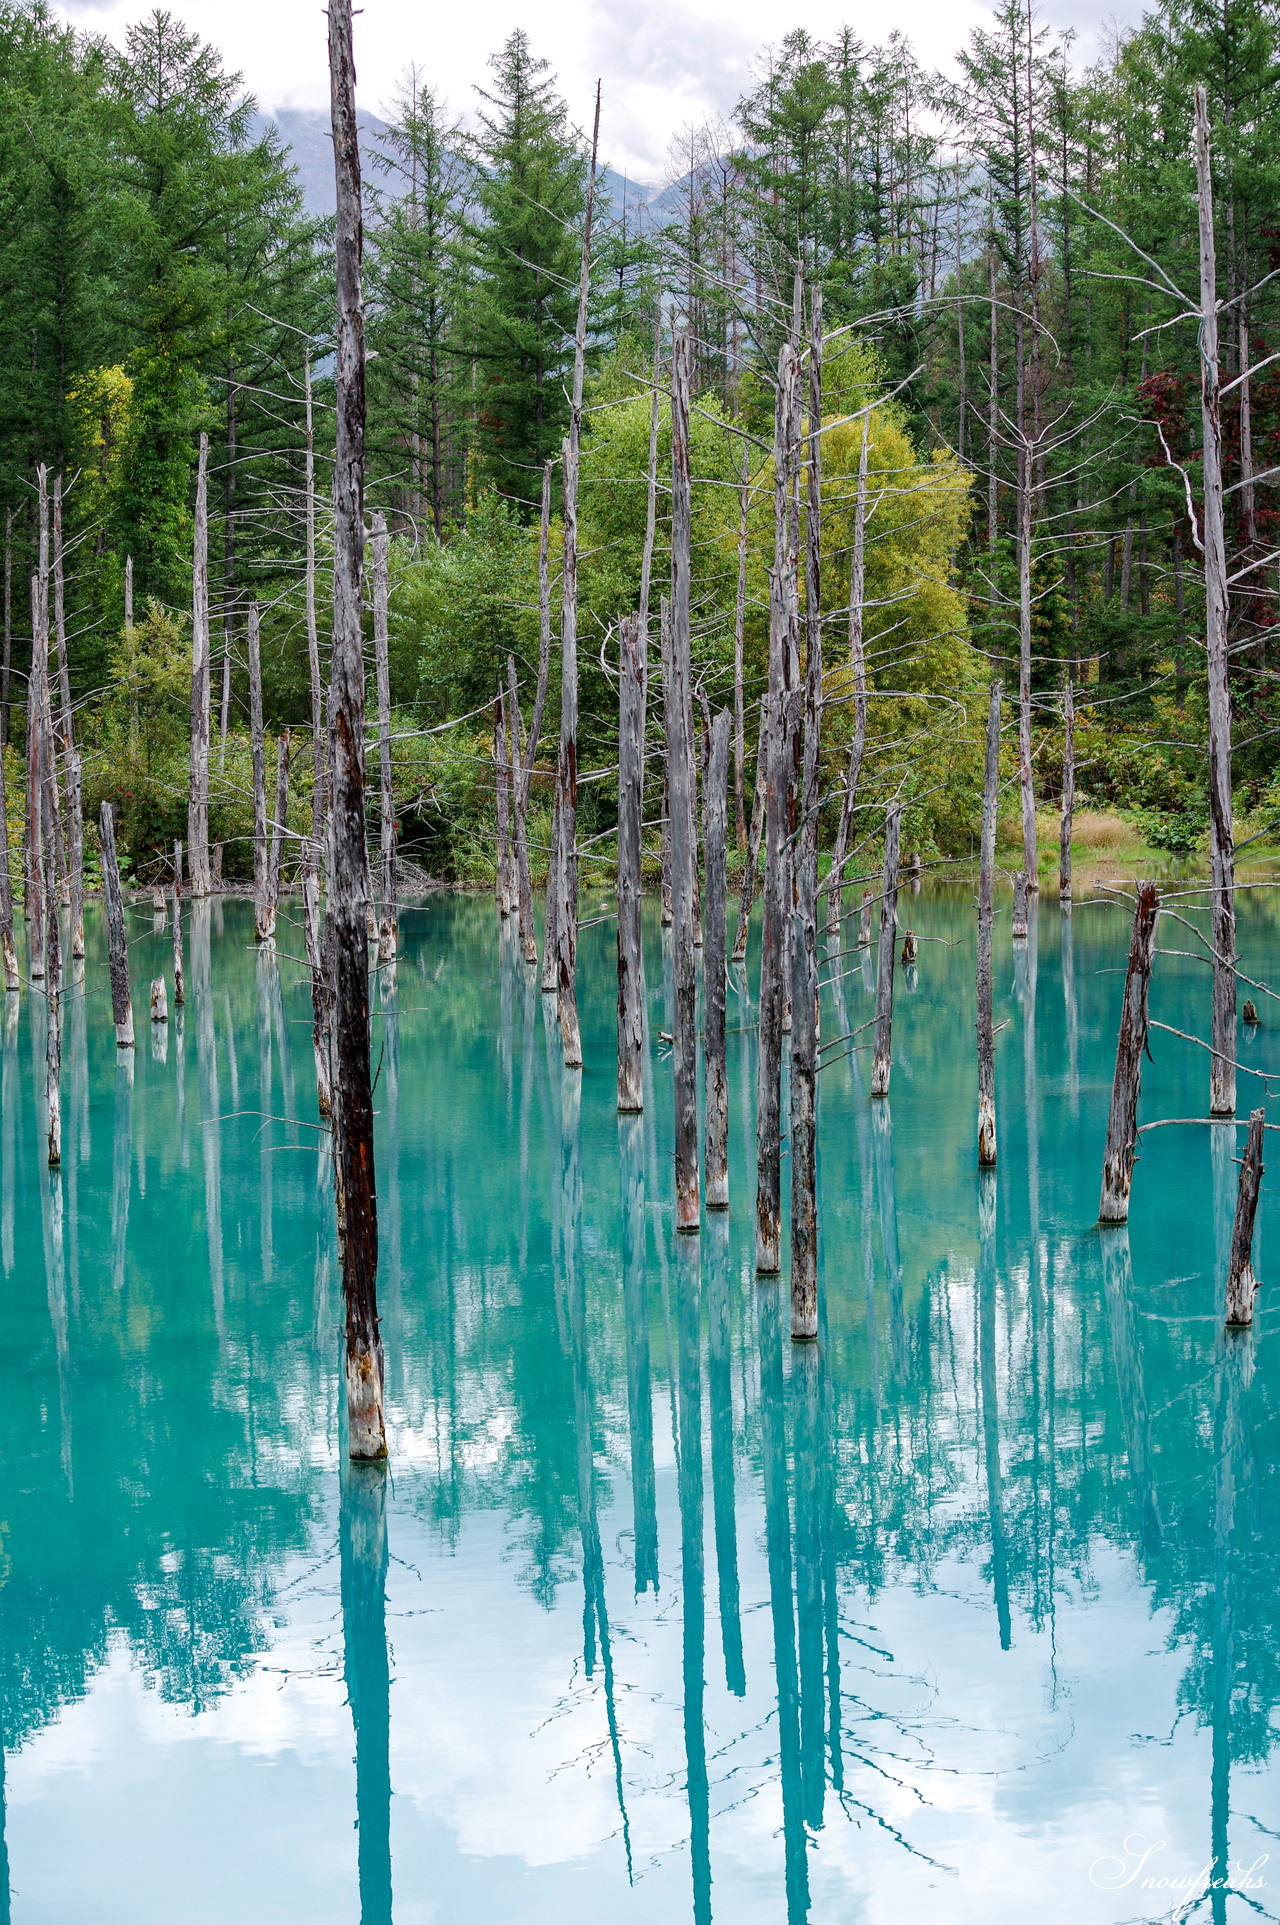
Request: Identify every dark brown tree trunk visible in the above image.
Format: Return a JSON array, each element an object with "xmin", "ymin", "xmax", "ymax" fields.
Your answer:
[
  {"xmin": 329, "ymin": 0, "xmax": 385, "ymax": 1459},
  {"xmin": 1098, "ymin": 883, "xmax": 1159, "ymax": 1224},
  {"xmin": 1226, "ymin": 1107, "xmax": 1264, "ymax": 1326}
]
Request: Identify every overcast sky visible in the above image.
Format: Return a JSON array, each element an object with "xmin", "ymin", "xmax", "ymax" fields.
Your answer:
[{"xmin": 55, "ymin": 0, "xmax": 1141, "ymax": 181}]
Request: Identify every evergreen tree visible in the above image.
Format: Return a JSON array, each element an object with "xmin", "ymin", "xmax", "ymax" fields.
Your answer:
[{"xmin": 469, "ymin": 30, "xmax": 586, "ymax": 508}]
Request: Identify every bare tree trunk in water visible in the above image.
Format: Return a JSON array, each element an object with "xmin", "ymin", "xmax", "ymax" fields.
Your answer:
[
  {"xmin": 733, "ymin": 438, "xmax": 749, "ymax": 849},
  {"xmin": 329, "ymin": 0, "xmax": 385, "ymax": 1460},
  {"xmin": 703, "ymin": 709, "xmax": 730, "ymax": 1207},
  {"xmin": 172, "ymin": 840, "xmax": 185, "ymax": 1006},
  {"xmin": 825, "ymin": 417, "xmax": 869, "ymax": 930},
  {"xmin": 1059, "ymin": 677, "xmax": 1075, "ymax": 902},
  {"xmin": 977, "ymin": 683, "xmax": 1000, "ymax": 1165},
  {"xmin": 305, "ymin": 349, "xmax": 326, "ymax": 861},
  {"xmin": 616, "ymin": 614, "xmax": 646, "ymax": 1112},
  {"xmin": 553, "ymin": 86, "xmax": 601, "ymax": 1070},
  {"xmin": 1225, "ymin": 1107, "xmax": 1264, "ymax": 1326},
  {"xmin": 1195, "ymin": 88, "xmax": 1237, "ymax": 1118},
  {"xmin": 99, "ymin": 803, "xmax": 134, "ymax": 1048},
  {"xmin": 666, "ymin": 334, "xmax": 701, "ymax": 1231},
  {"xmin": 1098, "ymin": 883, "xmax": 1159, "ymax": 1224},
  {"xmin": 188, "ymin": 434, "xmax": 212, "ymax": 897},
  {"xmin": 249, "ymin": 600, "xmax": 271, "ymax": 940},
  {"xmin": 870, "ymin": 804, "xmax": 901, "ymax": 1097}
]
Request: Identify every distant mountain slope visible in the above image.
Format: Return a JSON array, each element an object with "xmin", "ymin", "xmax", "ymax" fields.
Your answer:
[{"xmin": 251, "ymin": 107, "xmax": 662, "ymax": 223}]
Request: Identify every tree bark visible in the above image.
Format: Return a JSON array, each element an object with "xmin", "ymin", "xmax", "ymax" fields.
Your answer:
[
  {"xmin": 329, "ymin": 0, "xmax": 385, "ymax": 1460},
  {"xmin": 870, "ymin": 804, "xmax": 901, "ymax": 1097},
  {"xmin": 825, "ymin": 418, "xmax": 870, "ymax": 931},
  {"xmin": 0, "ymin": 707, "xmax": 16, "ymax": 990},
  {"xmin": 172, "ymin": 840, "xmax": 185, "ymax": 1006},
  {"xmin": 303, "ymin": 861, "xmax": 333, "ymax": 1119},
  {"xmin": 731, "ymin": 724, "xmax": 766, "ymax": 963},
  {"xmin": 516, "ymin": 461, "xmax": 555, "ymax": 964},
  {"xmin": 1012, "ymin": 868, "xmax": 1029, "ymax": 940},
  {"xmin": 1059, "ymin": 676, "xmax": 1075, "ymax": 903},
  {"xmin": 188, "ymin": 432, "xmax": 212, "ymax": 897},
  {"xmin": 1017, "ymin": 437, "xmax": 1037, "ymax": 891},
  {"xmin": 43, "ymin": 802, "xmax": 61, "ymax": 1167},
  {"xmin": 703, "ymin": 708, "xmax": 730, "ymax": 1207},
  {"xmin": 268, "ymin": 731, "xmax": 290, "ymax": 931},
  {"xmin": 667, "ymin": 335, "xmax": 701, "ymax": 1232},
  {"xmin": 494, "ymin": 690, "xmax": 513, "ymax": 919},
  {"xmin": 733, "ymin": 438, "xmax": 749, "ymax": 850},
  {"xmin": 1098, "ymin": 882, "xmax": 1159, "ymax": 1223},
  {"xmin": 1226, "ymin": 1107, "xmax": 1264, "ymax": 1327},
  {"xmin": 249, "ymin": 599, "xmax": 271, "ymax": 940},
  {"xmin": 616, "ymin": 613, "xmax": 646, "ymax": 1112},
  {"xmin": 552, "ymin": 89, "xmax": 600, "ymax": 1070},
  {"xmin": 977, "ymin": 682, "xmax": 1000, "ymax": 1165},
  {"xmin": 1195, "ymin": 88, "xmax": 1237, "ymax": 1118},
  {"xmin": 371, "ymin": 511, "xmax": 396, "ymax": 950},
  {"xmin": 99, "ymin": 802, "xmax": 134, "ymax": 1048},
  {"xmin": 304, "ymin": 350, "xmax": 326, "ymax": 861},
  {"xmin": 755, "ymin": 692, "xmax": 793, "ymax": 1274}
]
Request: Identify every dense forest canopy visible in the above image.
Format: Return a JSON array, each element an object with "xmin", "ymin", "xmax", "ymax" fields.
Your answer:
[{"xmin": 3, "ymin": 0, "xmax": 1280, "ymax": 877}]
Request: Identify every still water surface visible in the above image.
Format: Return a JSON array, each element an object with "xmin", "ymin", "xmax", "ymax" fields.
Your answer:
[{"xmin": 1, "ymin": 885, "xmax": 1278, "ymax": 1923}]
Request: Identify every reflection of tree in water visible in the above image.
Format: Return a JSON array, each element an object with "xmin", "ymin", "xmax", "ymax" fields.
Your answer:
[{"xmin": 5, "ymin": 892, "xmax": 1280, "ymax": 1911}]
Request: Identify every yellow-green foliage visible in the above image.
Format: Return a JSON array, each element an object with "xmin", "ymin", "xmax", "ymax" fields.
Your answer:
[{"xmin": 814, "ymin": 409, "xmax": 982, "ymax": 852}]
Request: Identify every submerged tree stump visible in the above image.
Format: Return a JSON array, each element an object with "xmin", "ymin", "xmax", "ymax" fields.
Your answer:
[
  {"xmin": 1226, "ymin": 1107, "xmax": 1264, "ymax": 1326},
  {"xmin": 1098, "ymin": 882, "xmax": 1160, "ymax": 1224},
  {"xmin": 1011, "ymin": 870, "xmax": 1029, "ymax": 940}
]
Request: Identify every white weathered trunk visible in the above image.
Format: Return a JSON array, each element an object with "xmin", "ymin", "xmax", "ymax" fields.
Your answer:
[{"xmin": 188, "ymin": 433, "xmax": 212, "ymax": 897}]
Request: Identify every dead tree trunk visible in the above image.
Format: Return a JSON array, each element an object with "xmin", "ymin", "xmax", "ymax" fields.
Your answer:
[
  {"xmin": 1226, "ymin": 1106, "xmax": 1264, "ymax": 1326},
  {"xmin": 0, "ymin": 718, "xmax": 16, "ymax": 990},
  {"xmin": 1012, "ymin": 869, "xmax": 1029, "ymax": 940},
  {"xmin": 733, "ymin": 438, "xmax": 749, "ymax": 850},
  {"xmin": 268, "ymin": 731, "xmax": 290, "ymax": 928},
  {"xmin": 756, "ymin": 334, "xmax": 802, "ymax": 1272},
  {"xmin": 172, "ymin": 840, "xmax": 185, "ymax": 1006},
  {"xmin": 978, "ymin": 682, "xmax": 1000, "ymax": 1166},
  {"xmin": 870, "ymin": 803, "xmax": 901, "ymax": 1097},
  {"xmin": 303, "ymin": 863, "xmax": 333, "ymax": 1119},
  {"xmin": 859, "ymin": 889, "xmax": 872, "ymax": 947},
  {"xmin": 1098, "ymin": 882, "xmax": 1159, "ymax": 1224},
  {"xmin": 731, "ymin": 726, "xmax": 766, "ymax": 963},
  {"xmin": 25, "ymin": 477, "xmax": 49, "ymax": 979},
  {"xmin": 552, "ymin": 88, "xmax": 601, "ymax": 1071},
  {"xmin": 1017, "ymin": 439, "xmax": 1037, "ymax": 892},
  {"xmin": 371, "ymin": 511, "xmax": 396, "ymax": 951},
  {"xmin": 1060, "ymin": 676, "xmax": 1075, "ymax": 903},
  {"xmin": 1195, "ymin": 87, "xmax": 1237, "ymax": 1118},
  {"xmin": 541, "ymin": 789, "xmax": 561, "ymax": 994},
  {"xmin": 616, "ymin": 613, "xmax": 646, "ymax": 1112},
  {"xmin": 249, "ymin": 599, "xmax": 271, "ymax": 940},
  {"xmin": 824, "ymin": 418, "xmax": 870, "ymax": 932},
  {"xmin": 188, "ymin": 432, "xmax": 212, "ymax": 897},
  {"xmin": 44, "ymin": 847, "xmax": 61, "ymax": 1167},
  {"xmin": 755, "ymin": 691, "xmax": 787, "ymax": 1273},
  {"xmin": 494, "ymin": 694, "xmax": 513, "ymax": 919},
  {"xmin": 515, "ymin": 461, "xmax": 555, "ymax": 965},
  {"xmin": 99, "ymin": 802, "xmax": 134, "ymax": 1048},
  {"xmin": 704, "ymin": 708, "xmax": 730, "ymax": 1207},
  {"xmin": 667, "ymin": 333, "xmax": 701, "ymax": 1230},
  {"xmin": 329, "ymin": 0, "xmax": 385, "ymax": 1460},
  {"xmin": 305, "ymin": 348, "xmax": 326, "ymax": 862}
]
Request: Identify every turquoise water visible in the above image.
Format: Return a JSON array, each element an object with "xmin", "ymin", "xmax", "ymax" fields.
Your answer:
[{"xmin": 1, "ymin": 883, "xmax": 1278, "ymax": 1923}]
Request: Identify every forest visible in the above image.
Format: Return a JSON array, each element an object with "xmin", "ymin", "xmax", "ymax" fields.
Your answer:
[{"xmin": 3, "ymin": 0, "xmax": 1279, "ymax": 888}]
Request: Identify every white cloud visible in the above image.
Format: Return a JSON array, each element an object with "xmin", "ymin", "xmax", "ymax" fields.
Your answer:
[{"xmin": 51, "ymin": 0, "xmax": 1137, "ymax": 182}]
